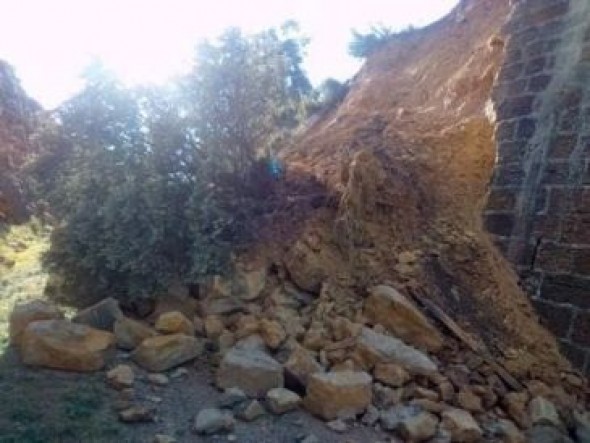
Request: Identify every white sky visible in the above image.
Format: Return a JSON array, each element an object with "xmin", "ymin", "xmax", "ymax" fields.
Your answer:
[{"xmin": 0, "ymin": 0, "xmax": 457, "ymax": 109}]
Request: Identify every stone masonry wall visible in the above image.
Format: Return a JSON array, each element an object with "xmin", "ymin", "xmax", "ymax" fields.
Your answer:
[{"xmin": 485, "ymin": 0, "xmax": 590, "ymax": 374}]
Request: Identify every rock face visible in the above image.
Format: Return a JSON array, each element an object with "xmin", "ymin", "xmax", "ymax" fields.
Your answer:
[
  {"xmin": 73, "ymin": 297, "xmax": 123, "ymax": 331},
  {"xmin": 303, "ymin": 370, "xmax": 372, "ymax": 420},
  {"xmin": 9, "ymin": 300, "xmax": 64, "ymax": 346},
  {"xmin": 364, "ymin": 285, "xmax": 443, "ymax": 352},
  {"xmin": 155, "ymin": 311, "xmax": 195, "ymax": 336},
  {"xmin": 354, "ymin": 327, "xmax": 437, "ymax": 375},
  {"xmin": 131, "ymin": 334, "xmax": 204, "ymax": 372},
  {"xmin": 20, "ymin": 319, "xmax": 115, "ymax": 371},
  {"xmin": 216, "ymin": 346, "xmax": 284, "ymax": 397},
  {"xmin": 113, "ymin": 316, "xmax": 158, "ymax": 350}
]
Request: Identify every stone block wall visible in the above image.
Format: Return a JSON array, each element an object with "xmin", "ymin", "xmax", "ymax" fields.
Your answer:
[{"xmin": 485, "ymin": 0, "xmax": 590, "ymax": 373}]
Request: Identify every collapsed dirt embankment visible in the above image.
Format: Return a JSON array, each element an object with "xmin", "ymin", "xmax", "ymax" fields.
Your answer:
[{"xmin": 257, "ymin": 0, "xmax": 573, "ymax": 382}]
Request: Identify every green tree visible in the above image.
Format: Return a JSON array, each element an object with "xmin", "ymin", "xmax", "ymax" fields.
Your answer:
[{"xmin": 348, "ymin": 24, "xmax": 395, "ymax": 59}]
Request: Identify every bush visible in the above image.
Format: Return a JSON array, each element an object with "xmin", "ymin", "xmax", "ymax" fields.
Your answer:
[
  {"xmin": 39, "ymin": 28, "xmax": 310, "ymax": 306},
  {"xmin": 348, "ymin": 25, "xmax": 395, "ymax": 59}
]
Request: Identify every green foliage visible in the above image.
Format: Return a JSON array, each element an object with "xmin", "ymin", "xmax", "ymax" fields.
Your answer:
[
  {"xmin": 348, "ymin": 24, "xmax": 395, "ymax": 58},
  {"xmin": 37, "ymin": 26, "xmax": 311, "ymax": 306}
]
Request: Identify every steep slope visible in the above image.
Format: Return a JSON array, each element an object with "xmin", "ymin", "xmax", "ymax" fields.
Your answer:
[{"xmin": 262, "ymin": 0, "xmax": 574, "ymax": 382}]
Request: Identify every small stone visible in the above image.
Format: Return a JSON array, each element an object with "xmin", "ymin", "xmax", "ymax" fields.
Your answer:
[
  {"xmin": 526, "ymin": 425, "xmax": 574, "ymax": 443},
  {"xmin": 438, "ymin": 380, "xmax": 455, "ymax": 402},
  {"xmin": 266, "ymin": 388, "xmax": 301, "ymax": 414},
  {"xmin": 304, "ymin": 370, "xmax": 372, "ymax": 420},
  {"xmin": 373, "ymin": 363, "xmax": 410, "ymax": 387},
  {"xmin": 106, "ymin": 364, "xmax": 135, "ymax": 389},
  {"xmin": 236, "ymin": 399, "xmax": 266, "ymax": 422},
  {"xmin": 155, "ymin": 311, "xmax": 195, "ymax": 336},
  {"xmin": 441, "ymin": 408, "xmax": 483, "ymax": 443},
  {"xmin": 503, "ymin": 391, "xmax": 530, "ymax": 428},
  {"xmin": 413, "ymin": 386, "xmax": 440, "ymax": 402},
  {"xmin": 457, "ymin": 388, "xmax": 483, "ymax": 413},
  {"xmin": 373, "ymin": 383, "xmax": 403, "ymax": 409},
  {"xmin": 227, "ymin": 434, "xmax": 237, "ymax": 442},
  {"xmin": 529, "ymin": 396, "xmax": 561, "ymax": 428},
  {"xmin": 193, "ymin": 408, "xmax": 235, "ymax": 434},
  {"xmin": 300, "ymin": 435, "xmax": 320, "ymax": 443},
  {"xmin": 170, "ymin": 367, "xmax": 189, "ymax": 378},
  {"xmin": 259, "ymin": 319, "xmax": 287, "ymax": 350},
  {"xmin": 217, "ymin": 330, "xmax": 236, "ymax": 353},
  {"xmin": 119, "ymin": 405, "xmax": 156, "ymax": 423},
  {"xmin": 147, "ymin": 373, "xmax": 170, "ymax": 386},
  {"xmin": 146, "ymin": 395, "xmax": 162, "ymax": 403},
  {"xmin": 380, "ymin": 405, "xmax": 438, "ymax": 441},
  {"xmin": 219, "ymin": 387, "xmax": 247, "ymax": 409},
  {"xmin": 153, "ymin": 435, "xmax": 176, "ymax": 443},
  {"xmin": 326, "ymin": 419, "xmax": 348, "ymax": 433}
]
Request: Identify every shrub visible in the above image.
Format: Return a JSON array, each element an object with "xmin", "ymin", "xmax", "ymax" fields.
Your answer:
[{"xmin": 348, "ymin": 25, "xmax": 395, "ymax": 59}]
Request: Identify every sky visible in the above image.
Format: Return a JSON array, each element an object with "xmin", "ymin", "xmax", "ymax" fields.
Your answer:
[{"xmin": 0, "ymin": 0, "xmax": 458, "ymax": 109}]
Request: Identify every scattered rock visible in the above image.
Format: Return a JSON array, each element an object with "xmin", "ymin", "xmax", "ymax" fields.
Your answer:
[
  {"xmin": 326, "ymin": 419, "xmax": 348, "ymax": 433},
  {"xmin": 440, "ymin": 408, "xmax": 483, "ymax": 443},
  {"xmin": 266, "ymin": 388, "xmax": 301, "ymax": 414},
  {"xmin": 20, "ymin": 319, "xmax": 115, "ymax": 371},
  {"xmin": 362, "ymin": 404, "xmax": 380, "ymax": 426},
  {"xmin": 216, "ymin": 346, "xmax": 283, "ymax": 397},
  {"xmin": 114, "ymin": 316, "xmax": 158, "ymax": 350},
  {"xmin": 380, "ymin": 405, "xmax": 439, "ymax": 441},
  {"xmin": 236, "ymin": 399, "xmax": 266, "ymax": 422},
  {"xmin": 155, "ymin": 311, "xmax": 195, "ymax": 336},
  {"xmin": 284, "ymin": 345, "xmax": 324, "ymax": 390},
  {"xmin": 373, "ymin": 362, "xmax": 410, "ymax": 387},
  {"xmin": 119, "ymin": 405, "xmax": 156, "ymax": 423},
  {"xmin": 373, "ymin": 382, "xmax": 403, "ymax": 409},
  {"xmin": 354, "ymin": 327, "xmax": 437, "ymax": 375},
  {"xmin": 364, "ymin": 285, "xmax": 443, "ymax": 352},
  {"xmin": 529, "ymin": 396, "xmax": 561, "ymax": 428},
  {"xmin": 9, "ymin": 299, "xmax": 63, "ymax": 346},
  {"xmin": 193, "ymin": 408, "xmax": 235, "ymax": 435},
  {"xmin": 107, "ymin": 364, "xmax": 135, "ymax": 389},
  {"xmin": 304, "ymin": 370, "xmax": 372, "ymax": 420},
  {"xmin": 259, "ymin": 319, "xmax": 287, "ymax": 349},
  {"xmin": 219, "ymin": 387, "xmax": 248, "ymax": 409},
  {"xmin": 131, "ymin": 334, "xmax": 203, "ymax": 372},
  {"xmin": 147, "ymin": 373, "xmax": 169, "ymax": 386},
  {"xmin": 234, "ymin": 314, "xmax": 260, "ymax": 339},
  {"xmin": 73, "ymin": 297, "xmax": 123, "ymax": 331}
]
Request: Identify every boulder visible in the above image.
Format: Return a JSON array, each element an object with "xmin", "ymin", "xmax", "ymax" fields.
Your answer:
[
  {"xmin": 284, "ymin": 345, "xmax": 324, "ymax": 390},
  {"xmin": 113, "ymin": 316, "xmax": 157, "ymax": 350},
  {"xmin": 131, "ymin": 334, "xmax": 203, "ymax": 372},
  {"xmin": 155, "ymin": 311, "xmax": 195, "ymax": 336},
  {"xmin": 266, "ymin": 388, "xmax": 301, "ymax": 414},
  {"xmin": 106, "ymin": 364, "xmax": 135, "ymax": 389},
  {"xmin": 20, "ymin": 319, "xmax": 115, "ymax": 371},
  {"xmin": 529, "ymin": 396, "xmax": 561, "ymax": 428},
  {"xmin": 303, "ymin": 370, "xmax": 372, "ymax": 421},
  {"xmin": 73, "ymin": 297, "xmax": 123, "ymax": 331},
  {"xmin": 364, "ymin": 285, "xmax": 443, "ymax": 352},
  {"xmin": 354, "ymin": 327, "xmax": 437, "ymax": 375},
  {"xmin": 193, "ymin": 408, "xmax": 235, "ymax": 435},
  {"xmin": 216, "ymin": 346, "xmax": 283, "ymax": 397},
  {"xmin": 441, "ymin": 408, "xmax": 483, "ymax": 442},
  {"xmin": 9, "ymin": 299, "xmax": 63, "ymax": 346}
]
